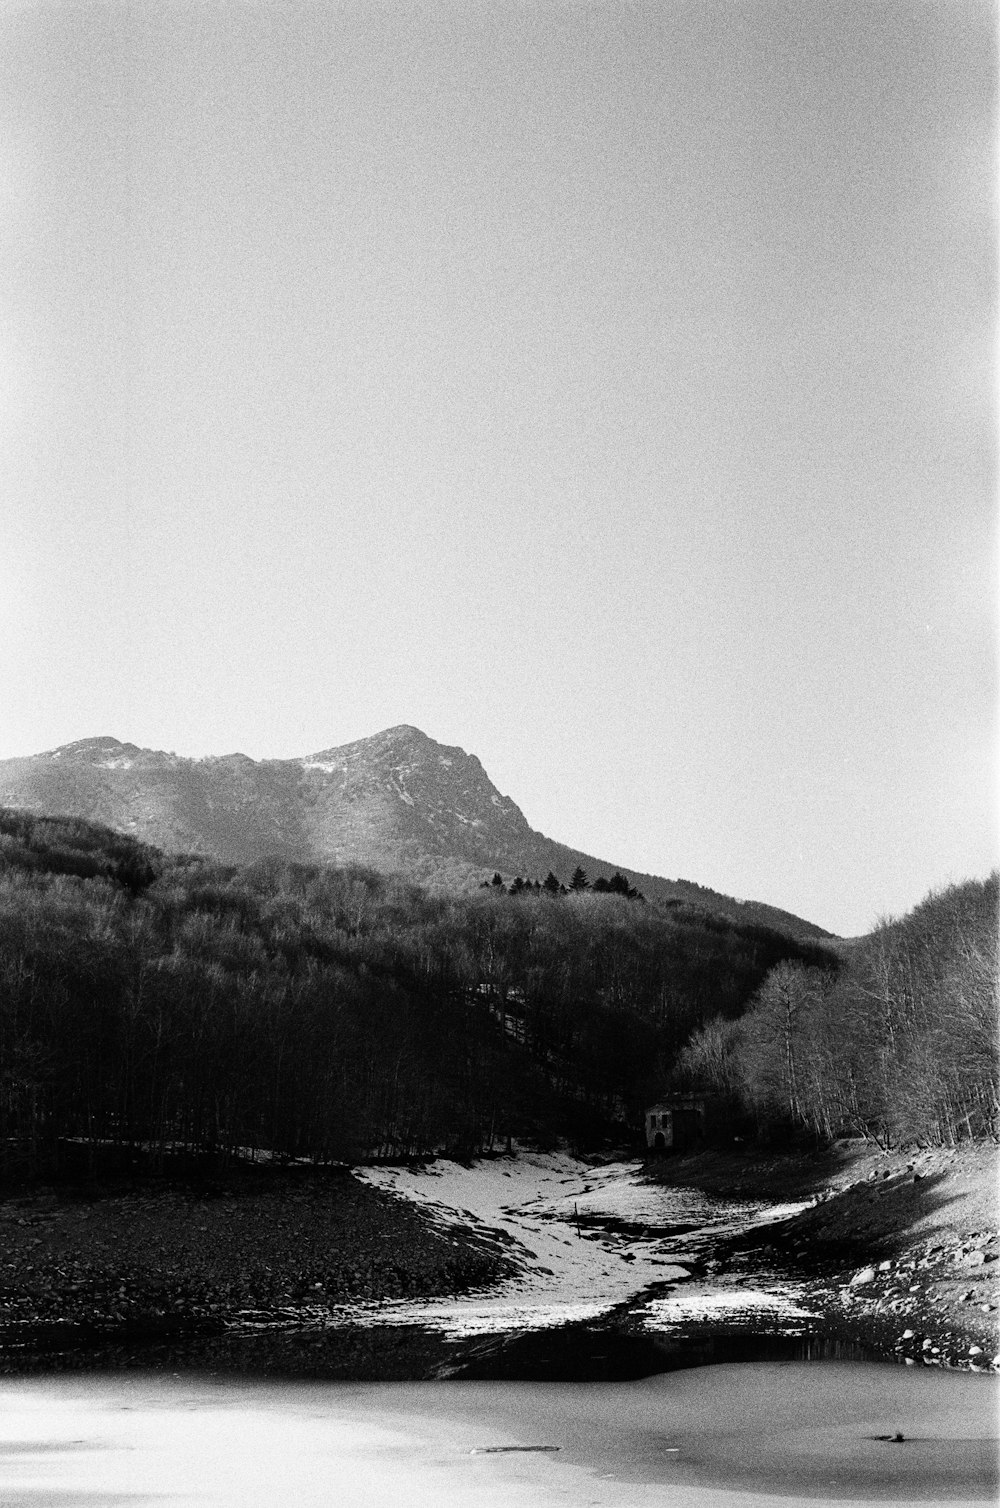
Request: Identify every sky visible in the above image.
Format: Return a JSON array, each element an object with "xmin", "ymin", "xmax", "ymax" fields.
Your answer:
[{"xmin": 0, "ymin": 0, "xmax": 994, "ymax": 936}]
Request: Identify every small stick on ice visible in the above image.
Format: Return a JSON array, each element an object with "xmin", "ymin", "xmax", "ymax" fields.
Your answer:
[{"xmin": 469, "ymin": 1445, "xmax": 561, "ymax": 1454}]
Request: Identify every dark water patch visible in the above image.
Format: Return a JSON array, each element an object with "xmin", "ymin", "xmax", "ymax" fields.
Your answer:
[
  {"xmin": 576, "ymin": 1214, "xmax": 705, "ymax": 1240},
  {"xmin": 0, "ymin": 1314, "xmax": 225, "ymax": 1358},
  {"xmin": 0, "ymin": 1306, "xmax": 895, "ymax": 1383},
  {"xmin": 0, "ymin": 1323, "xmax": 459, "ymax": 1381},
  {"xmin": 0, "ymin": 1320, "xmax": 891, "ymax": 1384},
  {"xmin": 439, "ymin": 1322, "xmax": 887, "ymax": 1381}
]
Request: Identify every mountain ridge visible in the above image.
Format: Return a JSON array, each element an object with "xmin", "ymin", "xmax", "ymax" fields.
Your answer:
[{"xmin": 0, "ymin": 726, "xmax": 833, "ymax": 941}]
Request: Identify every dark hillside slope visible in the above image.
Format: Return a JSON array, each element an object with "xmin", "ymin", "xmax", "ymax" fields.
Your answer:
[
  {"xmin": 0, "ymin": 809, "xmax": 836, "ymax": 1177},
  {"xmin": 0, "ymin": 727, "xmax": 831, "ymax": 942},
  {"xmin": 676, "ymin": 873, "xmax": 998, "ymax": 1148}
]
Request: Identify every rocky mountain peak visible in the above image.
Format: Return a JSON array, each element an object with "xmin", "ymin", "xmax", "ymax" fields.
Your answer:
[
  {"xmin": 0, "ymin": 727, "xmax": 831, "ymax": 939},
  {"xmin": 46, "ymin": 737, "xmax": 145, "ymax": 768},
  {"xmin": 301, "ymin": 727, "xmax": 529, "ymax": 844},
  {"xmin": 310, "ymin": 724, "xmax": 445, "ymax": 765}
]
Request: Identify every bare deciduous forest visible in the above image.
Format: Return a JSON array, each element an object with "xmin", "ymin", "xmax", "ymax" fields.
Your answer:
[
  {"xmin": 0, "ymin": 809, "xmax": 840, "ymax": 1175},
  {"xmin": 0, "ymin": 810, "xmax": 994, "ymax": 1179},
  {"xmin": 675, "ymin": 876, "xmax": 998, "ymax": 1148}
]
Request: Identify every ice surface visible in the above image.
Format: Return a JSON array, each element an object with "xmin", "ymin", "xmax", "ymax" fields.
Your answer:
[{"xmin": 4, "ymin": 1364, "xmax": 994, "ymax": 1508}]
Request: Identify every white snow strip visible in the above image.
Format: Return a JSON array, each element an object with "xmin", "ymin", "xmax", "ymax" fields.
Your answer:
[
  {"xmin": 352, "ymin": 1153, "xmax": 805, "ymax": 1339},
  {"xmin": 641, "ymin": 1285, "xmax": 817, "ymax": 1328}
]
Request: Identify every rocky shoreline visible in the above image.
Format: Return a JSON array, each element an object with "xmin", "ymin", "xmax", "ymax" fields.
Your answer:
[
  {"xmin": 1, "ymin": 1142, "xmax": 996, "ymax": 1377},
  {"xmin": 647, "ymin": 1140, "xmax": 1000, "ymax": 1372},
  {"xmin": 0, "ymin": 1167, "xmax": 511, "ymax": 1366}
]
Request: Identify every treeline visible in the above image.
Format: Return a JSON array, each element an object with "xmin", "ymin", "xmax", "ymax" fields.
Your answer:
[
  {"xmin": 676, "ymin": 875, "xmax": 999, "ymax": 1148},
  {"xmin": 0, "ymin": 809, "xmax": 832, "ymax": 1177},
  {"xmin": 481, "ymin": 866, "xmax": 643, "ymax": 898}
]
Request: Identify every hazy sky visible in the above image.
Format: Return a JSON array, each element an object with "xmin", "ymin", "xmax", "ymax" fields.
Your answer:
[{"xmin": 1, "ymin": 0, "xmax": 994, "ymax": 935}]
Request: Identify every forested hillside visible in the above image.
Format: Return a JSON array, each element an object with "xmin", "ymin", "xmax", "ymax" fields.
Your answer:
[
  {"xmin": 0, "ymin": 730, "xmax": 832, "ymax": 943},
  {"xmin": 676, "ymin": 875, "xmax": 999, "ymax": 1148},
  {"xmin": 0, "ymin": 810, "xmax": 834, "ymax": 1179}
]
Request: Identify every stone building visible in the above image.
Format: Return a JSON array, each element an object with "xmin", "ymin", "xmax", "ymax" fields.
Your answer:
[{"xmin": 644, "ymin": 1095, "xmax": 710, "ymax": 1153}]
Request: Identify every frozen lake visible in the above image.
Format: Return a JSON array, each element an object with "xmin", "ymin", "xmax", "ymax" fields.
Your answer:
[
  {"xmin": 1, "ymin": 1363, "xmax": 996, "ymax": 1508},
  {"xmin": 2, "ymin": 1155, "xmax": 996, "ymax": 1505}
]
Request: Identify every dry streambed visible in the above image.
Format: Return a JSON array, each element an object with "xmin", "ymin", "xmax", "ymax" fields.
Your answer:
[
  {"xmin": 0, "ymin": 1142, "xmax": 996, "ymax": 1378},
  {"xmin": 357, "ymin": 1145, "xmax": 1000, "ymax": 1373},
  {"xmin": 352, "ymin": 1151, "xmax": 813, "ymax": 1339}
]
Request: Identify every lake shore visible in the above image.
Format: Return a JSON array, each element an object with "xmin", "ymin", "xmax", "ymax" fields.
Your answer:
[
  {"xmin": 0, "ymin": 1166, "xmax": 511, "ymax": 1362},
  {"xmin": 645, "ymin": 1141, "xmax": 1000, "ymax": 1369},
  {"xmin": 0, "ymin": 1140, "xmax": 996, "ymax": 1377}
]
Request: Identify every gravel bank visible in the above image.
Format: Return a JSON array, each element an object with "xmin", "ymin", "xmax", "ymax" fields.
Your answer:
[
  {"xmin": 646, "ymin": 1141, "xmax": 999, "ymax": 1369},
  {"xmin": 0, "ymin": 1168, "xmax": 510, "ymax": 1362}
]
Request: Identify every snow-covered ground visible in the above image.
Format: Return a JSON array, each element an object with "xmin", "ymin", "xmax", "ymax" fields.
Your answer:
[
  {"xmin": 640, "ymin": 1285, "xmax": 817, "ymax": 1327},
  {"xmin": 349, "ymin": 1151, "xmax": 813, "ymax": 1337}
]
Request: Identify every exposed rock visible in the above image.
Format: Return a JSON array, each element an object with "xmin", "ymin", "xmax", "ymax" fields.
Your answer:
[{"xmin": 0, "ymin": 730, "xmax": 832, "ymax": 937}]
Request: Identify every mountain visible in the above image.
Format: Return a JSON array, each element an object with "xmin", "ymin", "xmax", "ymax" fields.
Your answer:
[{"xmin": 0, "ymin": 726, "xmax": 832, "ymax": 939}]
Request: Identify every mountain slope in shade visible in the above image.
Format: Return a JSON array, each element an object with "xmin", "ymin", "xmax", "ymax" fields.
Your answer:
[{"xmin": 0, "ymin": 726, "xmax": 833, "ymax": 940}]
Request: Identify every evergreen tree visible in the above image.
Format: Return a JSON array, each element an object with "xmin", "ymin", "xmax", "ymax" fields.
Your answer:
[{"xmin": 569, "ymin": 866, "xmax": 589, "ymax": 891}]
